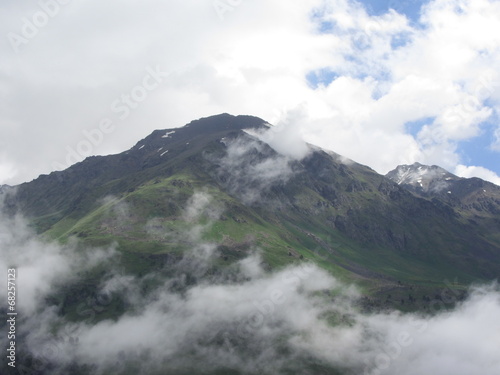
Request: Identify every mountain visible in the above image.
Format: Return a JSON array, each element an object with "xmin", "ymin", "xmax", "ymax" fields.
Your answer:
[
  {"xmin": 386, "ymin": 162, "xmax": 500, "ymax": 249},
  {"xmin": 386, "ymin": 162, "xmax": 459, "ymax": 194},
  {"xmin": 3, "ymin": 114, "xmax": 500, "ymax": 375},
  {"xmin": 386, "ymin": 162, "xmax": 500, "ymax": 213},
  {"xmin": 2, "ymin": 114, "xmax": 500, "ymax": 305}
]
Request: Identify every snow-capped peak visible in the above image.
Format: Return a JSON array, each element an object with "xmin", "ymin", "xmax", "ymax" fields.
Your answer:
[{"xmin": 386, "ymin": 162, "xmax": 459, "ymax": 193}]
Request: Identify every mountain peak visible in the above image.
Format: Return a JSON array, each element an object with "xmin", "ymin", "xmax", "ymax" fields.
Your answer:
[
  {"xmin": 122, "ymin": 114, "xmax": 270, "ymax": 165},
  {"xmin": 387, "ymin": 162, "xmax": 500, "ymax": 213},
  {"xmin": 386, "ymin": 162, "xmax": 459, "ymax": 193},
  {"xmin": 134, "ymin": 113, "xmax": 268, "ymax": 147},
  {"xmin": 182, "ymin": 113, "xmax": 269, "ymax": 133}
]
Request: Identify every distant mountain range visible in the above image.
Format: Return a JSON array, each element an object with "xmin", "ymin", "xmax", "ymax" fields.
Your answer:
[{"xmin": 2, "ymin": 114, "xmax": 500, "ymax": 306}]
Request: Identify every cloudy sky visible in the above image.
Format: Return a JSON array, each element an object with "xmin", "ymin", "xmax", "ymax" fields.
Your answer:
[{"xmin": 1, "ymin": 0, "xmax": 499, "ymax": 185}]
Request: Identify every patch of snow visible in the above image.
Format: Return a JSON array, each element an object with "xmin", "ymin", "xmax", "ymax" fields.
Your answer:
[
  {"xmin": 447, "ymin": 191, "xmax": 452, "ymax": 194},
  {"xmin": 138, "ymin": 145, "xmax": 145, "ymax": 150},
  {"xmin": 158, "ymin": 147, "xmax": 163, "ymax": 152},
  {"xmin": 162, "ymin": 131, "xmax": 176, "ymax": 138},
  {"xmin": 160, "ymin": 150, "xmax": 169, "ymax": 156}
]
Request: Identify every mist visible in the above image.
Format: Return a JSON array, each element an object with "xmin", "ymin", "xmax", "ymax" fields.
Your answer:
[{"xmin": 208, "ymin": 134, "xmax": 295, "ymax": 205}]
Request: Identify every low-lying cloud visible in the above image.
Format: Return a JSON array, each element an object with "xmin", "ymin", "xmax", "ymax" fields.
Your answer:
[{"xmin": 0, "ymin": 214, "xmax": 117, "ymax": 316}]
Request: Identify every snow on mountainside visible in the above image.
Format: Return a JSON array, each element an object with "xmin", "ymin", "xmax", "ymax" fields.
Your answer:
[
  {"xmin": 387, "ymin": 162, "xmax": 500, "ymax": 218},
  {"xmin": 386, "ymin": 162, "xmax": 460, "ymax": 194}
]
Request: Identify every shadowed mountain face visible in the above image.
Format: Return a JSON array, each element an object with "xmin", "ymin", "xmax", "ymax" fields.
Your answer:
[
  {"xmin": 3, "ymin": 114, "xmax": 500, "ymax": 289},
  {"xmin": 386, "ymin": 162, "xmax": 500, "ymax": 252}
]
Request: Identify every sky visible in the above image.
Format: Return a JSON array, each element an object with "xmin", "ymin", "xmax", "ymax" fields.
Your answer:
[{"xmin": 1, "ymin": 0, "xmax": 499, "ymax": 185}]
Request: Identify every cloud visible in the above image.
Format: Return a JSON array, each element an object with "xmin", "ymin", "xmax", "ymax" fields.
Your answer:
[
  {"xmin": 251, "ymin": 105, "xmax": 311, "ymax": 160},
  {"xmin": 0, "ymin": 214, "xmax": 117, "ymax": 316},
  {"xmin": 99, "ymin": 195, "xmax": 131, "ymax": 225},
  {"xmin": 455, "ymin": 164, "xmax": 500, "ymax": 186},
  {"xmin": 210, "ymin": 134, "xmax": 295, "ymax": 205},
  {"xmin": 48, "ymin": 260, "xmax": 345, "ymax": 374},
  {"xmin": 492, "ymin": 124, "xmax": 500, "ymax": 151},
  {"xmin": 0, "ymin": 158, "xmax": 17, "ymax": 183},
  {"xmin": 359, "ymin": 284, "xmax": 500, "ymax": 375},
  {"xmin": 182, "ymin": 190, "xmax": 223, "ymax": 223}
]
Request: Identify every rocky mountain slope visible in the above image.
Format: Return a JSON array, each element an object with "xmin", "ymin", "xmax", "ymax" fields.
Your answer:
[{"xmin": 386, "ymin": 162, "xmax": 500, "ymax": 249}]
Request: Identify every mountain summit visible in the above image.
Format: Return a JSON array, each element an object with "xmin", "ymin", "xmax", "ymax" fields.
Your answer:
[
  {"xmin": 386, "ymin": 162, "xmax": 500, "ymax": 218},
  {"xmin": 386, "ymin": 162, "xmax": 459, "ymax": 193},
  {"xmin": 2, "ymin": 114, "xmax": 500, "ymax": 301}
]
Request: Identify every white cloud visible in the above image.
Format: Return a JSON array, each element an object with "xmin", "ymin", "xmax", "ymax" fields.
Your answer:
[
  {"xmin": 455, "ymin": 164, "xmax": 500, "ymax": 186},
  {"xmin": 492, "ymin": 124, "xmax": 500, "ymax": 151},
  {"xmin": 0, "ymin": 160, "xmax": 17, "ymax": 183},
  {"xmin": 212, "ymin": 134, "xmax": 294, "ymax": 204},
  {"xmin": 0, "ymin": 214, "xmax": 117, "ymax": 315},
  {"xmin": 252, "ymin": 105, "xmax": 311, "ymax": 160},
  {"xmin": 368, "ymin": 285, "xmax": 500, "ymax": 375}
]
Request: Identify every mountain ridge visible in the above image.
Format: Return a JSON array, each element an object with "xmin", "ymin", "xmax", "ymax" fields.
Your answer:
[
  {"xmin": 386, "ymin": 162, "xmax": 500, "ymax": 218},
  {"xmin": 2, "ymin": 114, "xmax": 500, "ymax": 302}
]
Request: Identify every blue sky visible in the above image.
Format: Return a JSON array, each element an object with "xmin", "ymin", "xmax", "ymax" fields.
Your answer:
[
  {"xmin": 0, "ymin": 0, "xmax": 499, "ymax": 185},
  {"xmin": 365, "ymin": 0, "xmax": 428, "ymax": 22}
]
